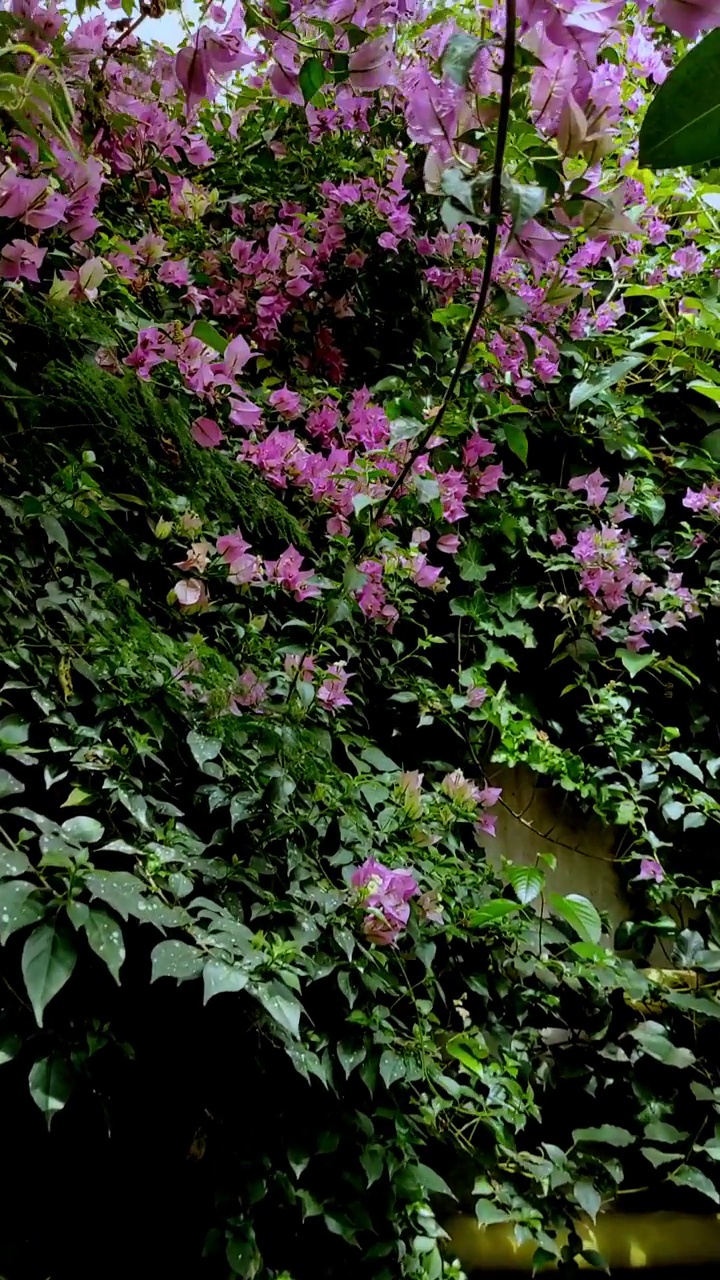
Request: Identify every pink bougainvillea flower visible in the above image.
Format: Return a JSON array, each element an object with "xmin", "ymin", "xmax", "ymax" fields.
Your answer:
[
  {"xmin": 317, "ymin": 662, "xmax": 353, "ymax": 712},
  {"xmin": 176, "ymin": 26, "xmax": 254, "ymax": 111},
  {"xmin": 436, "ymin": 533, "xmax": 460, "ymax": 554},
  {"xmin": 217, "ymin": 530, "xmax": 251, "ymax": 564},
  {"xmin": 174, "ymin": 578, "xmax": 208, "ymax": 608},
  {"xmin": 466, "ymin": 685, "xmax": 487, "ymax": 708},
  {"xmin": 0, "ymin": 239, "xmax": 46, "ymax": 283},
  {"xmin": 568, "ymin": 469, "xmax": 610, "ymax": 507},
  {"xmin": 229, "ymin": 397, "xmax": 263, "ymax": 431},
  {"xmin": 268, "ymin": 385, "xmax": 303, "ymax": 419},
  {"xmin": 654, "ymin": 0, "xmax": 720, "ymax": 39},
  {"xmin": 158, "ymin": 258, "xmax": 190, "ymax": 287},
  {"xmin": 351, "ymin": 855, "xmax": 419, "ymax": 946},
  {"xmin": 349, "ymin": 36, "xmax": 394, "ymax": 92},
  {"xmin": 191, "ymin": 416, "xmax": 225, "ymax": 448},
  {"xmin": 417, "ymin": 890, "xmax": 444, "ymax": 926},
  {"xmin": 635, "ymin": 857, "xmax": 665, "ymax": 884}
]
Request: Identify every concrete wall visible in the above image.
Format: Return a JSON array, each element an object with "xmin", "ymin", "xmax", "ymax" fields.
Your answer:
[{"xmin": 475, "ymin": 763, "xmax": 628, "ymax": 933}]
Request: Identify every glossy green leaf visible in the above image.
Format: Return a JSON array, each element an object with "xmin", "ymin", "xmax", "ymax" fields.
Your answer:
[
  {"xmin": 84, "ymin": 909, "xmax": 126, "ymax": 984},
  {"xmin": 28, "ymin": 1054, "xmax": 73, "ymax": 1128},
  {"xmin": 671, "ymin": 1165, "xmax": 720, "ymax": 1204},
  {"xmin": 573, "ymin": 1125, "xmax": 634, "ymax": 1147},
  {"xmin": 639, "ymin": 30, "xmax": 720, "ymax": 169},
  {"xmin": 468, "ymin": 899, "xmax": 521, "ymax": 928},
  {"xmin": 22, "ymin": 923, "xmax": 77, "ymax": 1027},
  {"xmin": 0, "ymin": 880, "xmax": 44, "ymax": 945},
  {"xmin": 441, "ymin": 32, "xmax": 484, "ymax": 87},
  {"xmin": 506, "ymin": 865, "xmax": 544, "ymax": 905},
  {"xmin": 203, "ymin": 959, "xmax": 249, "ymax": 1003},
  {"xmin": 298, "ymin": 57, "xmax": 326, "ymax": 102},
  {"xmin": 151, "ymin": 939, "xmax": 204, "ymax": 983},
  {"xmin": 549, "ymin": 893, "xmax": 602, "ymax": 944}
]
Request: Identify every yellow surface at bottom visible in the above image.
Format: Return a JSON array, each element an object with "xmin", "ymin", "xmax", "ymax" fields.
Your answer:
[{"xmin": 447, "ymin": 1213, "xmax": 720, "ymax": 1269}]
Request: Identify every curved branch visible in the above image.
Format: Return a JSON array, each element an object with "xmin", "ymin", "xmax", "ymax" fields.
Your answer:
[{"xmin": 373, "ymin": 0, "xmax": 517, "ymax": 525}]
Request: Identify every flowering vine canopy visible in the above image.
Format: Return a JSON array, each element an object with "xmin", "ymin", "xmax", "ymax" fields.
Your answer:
[{"xmin": 2, "ymin": 0, "xmax": 720, "ymax": 1274}]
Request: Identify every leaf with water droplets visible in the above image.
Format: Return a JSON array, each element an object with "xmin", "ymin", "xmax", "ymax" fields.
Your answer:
[
  {"xmin": 0, "ymin": 880, "xmax": 44, "ymax": 945},
  {"xmin": 84, "ymin": 909, "xmax": 126, "ymax": 984},
  {"xmin": 151, "ymin": 939, "xmax": 204, "ymax": 983},
  {"xmin": 203, "ymin": 959, "xmax": 249, "ymax": 1003},
  {"xmin": 255, "ymin": 980, "xmax": 303, "ymax": 1039},
  {"xmin": 0, "ymin": 1030, "xmax": 21, "ymax": 1064},
  {"xmin": 22, "ymin": 923, "xmax": 77, "ymax": 1027},
  {"xmin": 0, "ymin": 845, "xmax": 31, "ymax": 878},
  {"xmin": 28, "ymin": 1054, "xmax": 73, "ymax": 1128}
]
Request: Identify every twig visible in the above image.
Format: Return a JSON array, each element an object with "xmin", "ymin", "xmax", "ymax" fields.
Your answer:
[{"xmin": 371, "ymin": 0, "xmax": 517, "ymax": 527}]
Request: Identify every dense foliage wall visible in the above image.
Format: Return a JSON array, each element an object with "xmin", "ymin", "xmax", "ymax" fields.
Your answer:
[{"xmin": 3, "ymin": 0, "xmax": 720, "ymax": 1276}]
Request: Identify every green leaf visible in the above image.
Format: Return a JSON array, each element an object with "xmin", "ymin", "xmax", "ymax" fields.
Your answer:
[
  {"xmin": 0, "ymin": 768, "xmax": 24, "ymax": 800},
  {"xmin": 255, "ymin": 980, "xmax": 303, "ymax": 1039},
  {"xmin": 21, "ymin": 924, "xmax": 77, "ymax": 1027},
  {"xmin": 361, "ymin": 1144, "xmax": 383, "ymax": 1187},
  {"xmin": 0, "ymin": 880, "xmax": 44, "ymax": 945},
  {"xmin": 0, "ymin": 845, "xmax": 31, "ymax": 877},
  {"xmin": 503, "ymin": 420, "xmax": 528, "ymax": 465},
  {"xmin": 0, "ymin": 1030, "xmax": 21, "ymax": 1064},
  {"xmin": 187, "ymin": 730, "xmax": 222, "ymax": 768},
  {"xmin": 638, "ymin": 30, "xmax": 720, "ymax": 170},
  {"xmin": 701, "ymin": 428, "xmax": 720, "ymax": 460},
  {"xmin": 86, "ymin": 871, "xmax": 186, "ymax": 929},
  {"xmin": 671, "ymin": 1165, "xmax": 720, "ymax": 1204},
  {"xmin": 441, "ymin": 32, "xmax": 484, "ymax": 87},
  {"xmin": 203, "ymin": 958, "xmax": 249, "ymax": 1003},
  {"xmin": 0, "ymin": 717, "xmax": 29, "ymax": 749},
  {"xmin": 574, "ymin": 1180, "xmax": 601, "ymax": 1223},
  {"xmin": 619, "ymin": 649, "xmax": 655, "ymax": 677},
  {"xmin": 642, "ymin": 1146, "xmax": 679, "ymax": 1168},
  {"xmin": 151, "ymin": 939, "xmax": 204, "ymax": 983},
  {"xmin": 360, "ymin": 746, "xmax": 398, "ymax": 772},
  {"xmin": 549, "ymin": 893, "xmax": 602, "ymax": 944},
  {"xmin": 28, "ymin": 1054, "xmax": 73, "ymax": 1128},
  {"xmin": 573, "ymin": 1125, "xmax": 634, "ymax": 1148},
  {"xmin": 630, "ymin": 1022, "xmax": 695, "ymax": 1068},
  {"xmin": 644, "ymin": 1121, "xmax": 688, "ymax": 1144},
  {"xmin": 337, "ymin": 1040, "xmax": 366, "ymax": 1077},
  {"xmin": 506, "ymin": 865, "xmax": 544, "ymax": 905},
  {"xmin": 379, "ymin": 1048, "xmax": 405, "ymax": 1088},
  {"xmin": 192, "ymin": 318, "xmax": 228, "ymax": 354},
  {"xmin": 476, "ymin": 1200, "xmax": 510, "ymax": 1226},
  {"xmin": 39, "ymin": 513, "xmax": 69, "ymax": 553},
  {"xmin": 668, "ymin": 751, "xmax": 704, "ymax": 783},
  {"xmin": 569, "ymin": 356, "xmax": 643, "ymax": 410},
  {"xmin": 84, "ymin": 909, "xmax": 125, "ymax": 984},
  {"xmin": 298, "ymin": 56, "xmax": 326, "ymax": 102},
  {"xmin": 503, "ymin": 178, "xmax": 546, "ymax": 234},
  {"xmin": 468, "ymin": 899, "xmax": 521, "ymax": 928},
  {"xmin": 412, "ymin": 1162, "xmax": 457, "ymax": 1200},
  {"xmin": 60, "ymin": 815, "xmax": 104, "ymax": 844},
  {"xmin": 688, "ymin": 381, "xmax": 720, "ymax": 403}
]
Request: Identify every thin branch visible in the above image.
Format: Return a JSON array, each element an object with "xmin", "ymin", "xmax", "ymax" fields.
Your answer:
[{"xmin": 372, "ymin": 0, "xmax": 517, "ymax": 526}]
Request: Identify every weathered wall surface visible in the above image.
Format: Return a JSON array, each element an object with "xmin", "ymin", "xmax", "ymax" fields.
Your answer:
[{"xmin": 475, "ymin": 763, "xmax": 627, "ymax": 932}]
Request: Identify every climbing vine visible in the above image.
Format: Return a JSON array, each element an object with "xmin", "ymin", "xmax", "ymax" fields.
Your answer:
[{"xmin": 2, "ymin": 0, "xmax": 720, "ymax": 1276}]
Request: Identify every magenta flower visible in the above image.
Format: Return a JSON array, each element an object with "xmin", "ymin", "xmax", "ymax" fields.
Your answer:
[
  {"xmin": 568, "ymin": 470, "xmax": 610, "ymax": 508},
  {"xmin": 317, "ymin": 662, "xmax": 352, "ymax": 713},
  {"xmin": 466, "ymin": 685, "xmax": 487, "ymax": 708},
  {"xmin": 351, "ymin": 856, "xmax": 419, "ymax": 947},
  {"xmin": 269, "ymin": 385, "xmax": 303, "ymax": 420},
  {"xmin": 191, "ymin": 416, "xmax": 224, "ymax": 449},
  {"xmin": 635, "ymin": 858, "xmax": 665, "ymax": 884},
  {"xmin": 655, "ymin": 0, "xmax": 720, "ymax": 39},
  {"xmin": 0, "ymin": 239, "xmax": 46, "ymax": 283},
  {"xmin": 437, "ymin": 533, "xmax": 460, "ymax": 554},
  {"xmin": 348, "ymin": 36, "xmax": 394, "ymax": 92}
]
